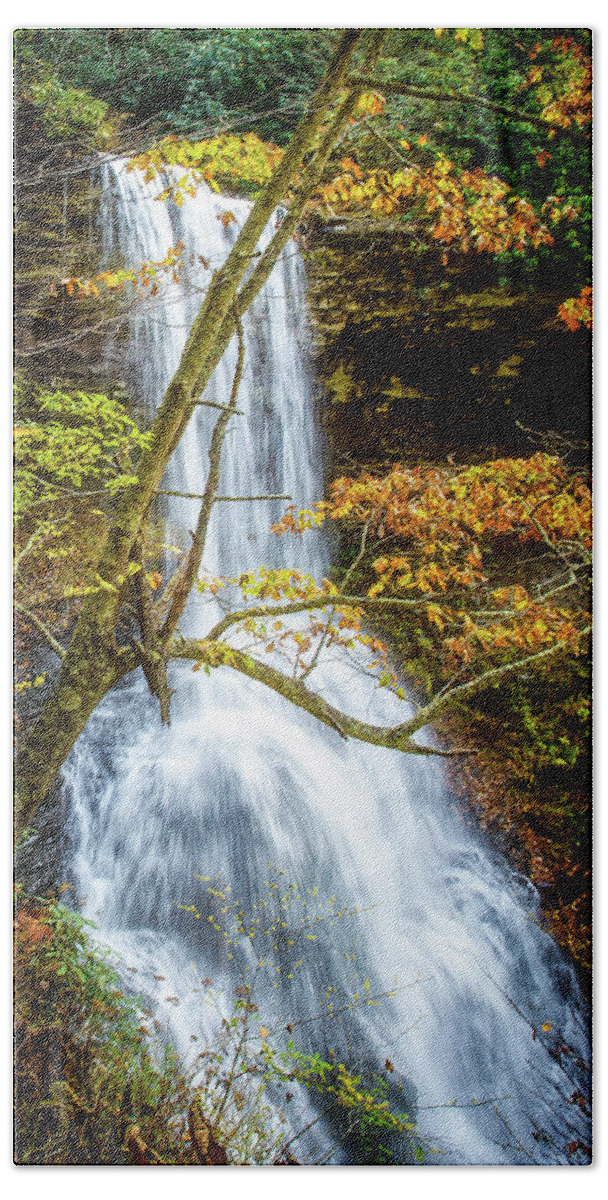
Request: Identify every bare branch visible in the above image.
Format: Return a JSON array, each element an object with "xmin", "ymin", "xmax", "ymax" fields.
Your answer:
[
  {"xmin": 346, "ymin": 75, "xmax": 585, "ymax": 138},
  {"xmin": 158, "ymin": 306, "xmax": 246, "ymax": 647},
  {"xmin": 192, "ymin": 399, "xmax": 244, "ymax": 415},
  {"xmin": 394, "ymin": 630, "xmax": 591, "ymax": 741},
  {"xmin": 340, "ymin": 519, "xmax": 370, "ymax": 591},
  {"xmin": 215, "ymin": 494, "xmax": 292, "ymax": 503},
  {"xmin": 18, "ymin": 473, "xmax": 109, "ymax": 501},
  {"xmin": 130, "ymin": 636, "xmax": 176, "ymax": 725},
  {"xmin": 205, "ymin": 589, "xmax": 436, "ymax": 642},
  {"xmin": 14, "ymin": 600, "xmax": 66, "ymax": 660},
  {"xmin": 168, "ymin": 636, "xmax": 474, "ymax": 756},
  {"xmin": 519, "ymin": 497, "xmax": 587, "ymax": 580},
  {"xmin": 13, "ymin": 529, "xmax": 48, "ymax": 575},
  {"xmin": 168, "ymin": 624, "xmax": 588, "ymax": 758},
  {"xmin": 155, "ymin": 490, "xmax": 291, "ymax": 502},
  {"xmin": 299, "ymin": 608, "xmax": 336, "ymax": 681}
]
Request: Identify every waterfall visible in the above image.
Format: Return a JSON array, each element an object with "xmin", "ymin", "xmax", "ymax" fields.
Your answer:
[{"xmin": 62, "ymin": 160, "xmax": 591, "ymax": 1165}]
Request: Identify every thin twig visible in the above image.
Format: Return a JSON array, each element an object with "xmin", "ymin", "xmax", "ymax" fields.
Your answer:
[
  {"xmin": 158, "ymin": 303, "xmax": 246, "ymax": 647},
  {"xmin": 14, "ymin": 600, "xmax": 66, "ymax": 659},
  {"xmin": 278, "ymin": 1109, "xmax": 330, "ymax": 1156},
  {"xmin": 206, "ymin": 590, "xmax": 434, "ymax": 643},
  {"xmin": 192, "ymin": 399, "xmax": 244, "ymax": 414},
  {"xmin": 346, "ymin": 74, "xmax": 586, "ymax": 139},
  {"xmin": 155, "ymin": 489, "xmax": 291, "ymax": 502}
]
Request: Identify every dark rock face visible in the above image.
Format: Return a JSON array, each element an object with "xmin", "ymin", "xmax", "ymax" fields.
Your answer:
[
  {"xmin": 14, "ymin": 121, "xmax": 126, "ymax": 393},
  {"xmin": 304, "ymin": 237, "xmax": 591, "ymax": 472},
  {"xmin": 14, "ymin": 778, "xmax": 67, "ymax": 897}
]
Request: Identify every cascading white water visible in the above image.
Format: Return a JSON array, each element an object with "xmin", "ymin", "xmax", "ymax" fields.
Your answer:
[{"xmin": 63, "ymin": 160, "xmax": 591, "ymax": 1165}]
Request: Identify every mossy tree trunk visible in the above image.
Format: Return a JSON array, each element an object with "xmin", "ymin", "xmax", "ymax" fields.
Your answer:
[
  {"xmin": 15, "ymin": 29, "xmax": 372, "ymax": 835},
  {"xmin": 16, "ymin": 27, "xmax": 582, "ymax": 843}
]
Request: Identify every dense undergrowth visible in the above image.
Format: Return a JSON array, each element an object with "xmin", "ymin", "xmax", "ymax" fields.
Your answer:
[
  {"xmin": 14, "ymin": 888, "xmax": 196, "ymax": 1164},
  {"xmin": 14, "ymin": 887, "xmax": 422, "ymax": 1165}
]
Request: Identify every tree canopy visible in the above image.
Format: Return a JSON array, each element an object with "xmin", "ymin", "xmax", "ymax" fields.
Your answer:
[{"xmin": 14, "ymin": 28, "xmax": 591, "ymax": 862}]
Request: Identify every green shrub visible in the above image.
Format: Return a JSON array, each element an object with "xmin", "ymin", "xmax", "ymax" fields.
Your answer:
[
  {"xmin": 14, "ymin": 889, "xmax": 195, "ymax": 1164},
  {"xmin": 27, "ymin": 74, "xmax": 116, "ymax": 146}
]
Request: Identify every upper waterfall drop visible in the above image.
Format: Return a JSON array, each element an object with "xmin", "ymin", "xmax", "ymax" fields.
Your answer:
[{"xmin": 62, "ymin": 159, "xmax": 590, "ymax": 1165}]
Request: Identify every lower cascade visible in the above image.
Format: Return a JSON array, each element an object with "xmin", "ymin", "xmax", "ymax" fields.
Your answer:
[{"xmin": 62, "ymin": 160, "xmax": 590, "ymax": 1165}]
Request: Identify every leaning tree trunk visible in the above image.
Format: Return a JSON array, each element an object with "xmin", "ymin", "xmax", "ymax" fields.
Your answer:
[
  {"xmin": 14, "ymin": 30, "xmax": 375, "ymax": 836},
  {"xmin": 14, "ymin": 633, "xmax": 133, "ymax": 835}
]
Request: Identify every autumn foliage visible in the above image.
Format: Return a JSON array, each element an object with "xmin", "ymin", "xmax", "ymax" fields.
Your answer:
[
  {"xmin": 269, "ymin": 452, "xmax": 590, "ymax": 976},
  {"xmin": 526, "ymin": 35, "xmax": 592, "ymax": 131},
  {"xmin": 14, "ymin": 889, "xmax": 196, "ymax": 1164},
  {"xmin": 51, "ymin": 29, "xmax": 591, "ymax": 323},
  {"xmin": 272, "ymin": 453, "xmax": 590, "ymax": 682},
  {"xmin": 127, "ymin": 132, "xmax": 284, "ymax": 203},
  {"xmin": 558, "ymin": 286, "xmax": 592, "ymax": 332},
  {"xmin": 14, "ymin": 28, "xmax": 591, "ymax": 980},
  {"xmin": 316, "ymin": 153, "xmax": 562, "ymax": 255}
]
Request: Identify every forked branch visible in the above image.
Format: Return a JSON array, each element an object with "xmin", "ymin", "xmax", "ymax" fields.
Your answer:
[
  {"xmin": 169, "ymin": 629, "xmax": 587, "ymax": 757},
  {"xmin": 205, "ymin": 590, "xmax": 438, "ymax": 641},
  {"xmin": 14, "ymin": 600, "xmax": 66, "ymax": 660},
  {"xmin": 346, "ymin": 75, "xmax": 586, "ymax": 138}
]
